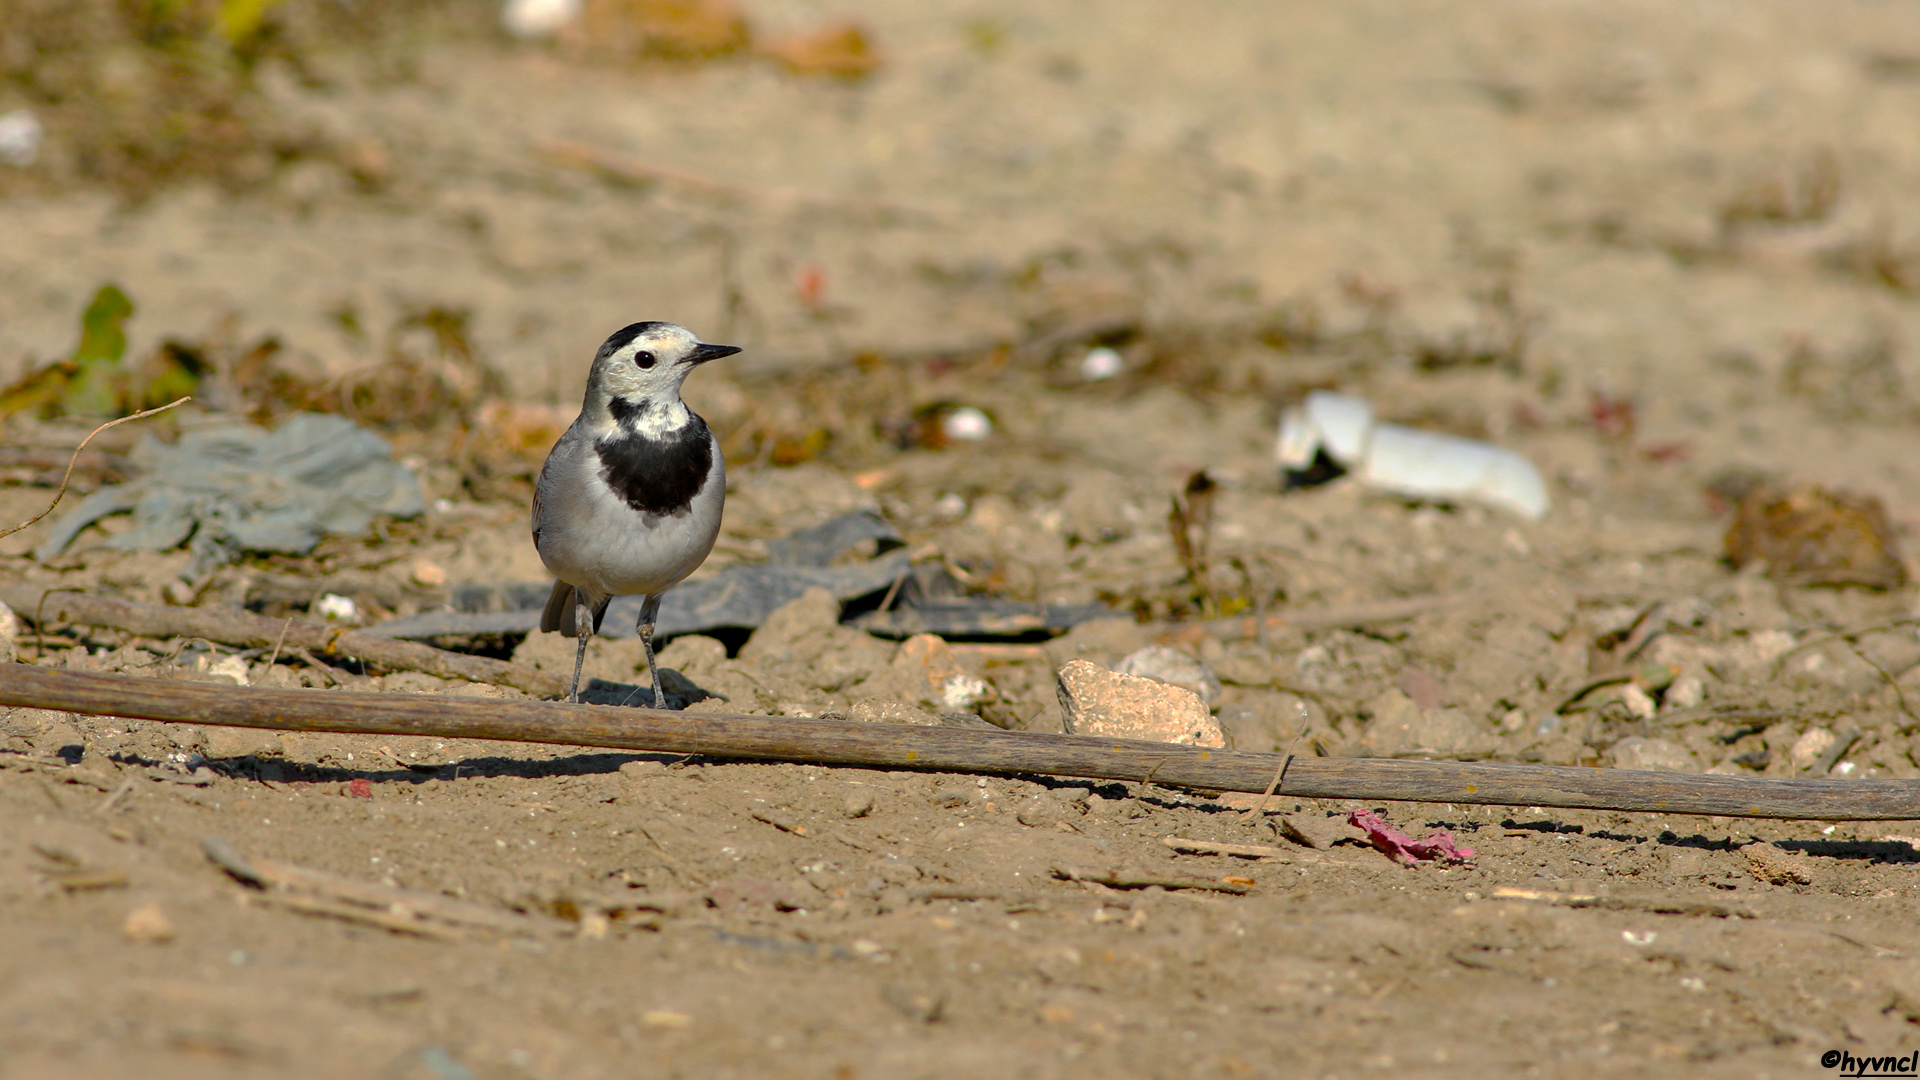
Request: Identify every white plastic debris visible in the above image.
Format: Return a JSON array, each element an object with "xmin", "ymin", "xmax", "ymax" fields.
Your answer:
[
  {"xmin": 939, "ymin": 406, "xmax": 993, "ymax": 442},
  {"xmin": 0, "ymin": 110, "xmax": 43, "ymax": 167},
  {"xmin": 502, "ymin": 0, "xmax": 581, "ymax": 39},
  {"xmin": 1277, "ymin": 390, "xmax": 1549, "ymax": 520},
  {"xmin": 1079, "ymin": 346, "xmax": 1124, "ymax": 381},
  {"xmin": 315, "ymin": 594, "xmax": 359, "ymax": 622}
]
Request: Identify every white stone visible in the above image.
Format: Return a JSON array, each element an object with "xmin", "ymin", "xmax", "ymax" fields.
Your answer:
[
  {"xmin": 1663, "ymin": 675, "xmax": 1705, "ymax": 711},
  {"xmin": 315, "ymin": 594, "xmax": 358, "ymax": 621},
  {"xmin": 1789, "ymin": 728, "xmax": 1836, "ymax": 771},
  {"xmin": 207, "ymin": 655, "xmax": 251, "ymax": 686},
  {"xmin": 1617, "ymin": 684, "xmax": 1657, "ymax": 721}
]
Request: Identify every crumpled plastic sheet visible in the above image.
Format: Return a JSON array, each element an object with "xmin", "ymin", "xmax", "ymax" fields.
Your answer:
[
  {"xmin": 35, "ymin": 412, "xmax": 424, "ymax": 576},
  {"xmin": 1347, "ymin": 808, "xmax": 1476, "ymax": 866},
  {"xmin": 368, "ymin": 509, "xmax": 909, "ymax": 640},
  {"xmin": 367, "ymin": 509, "xmax": 1112, "ymax": 641}
]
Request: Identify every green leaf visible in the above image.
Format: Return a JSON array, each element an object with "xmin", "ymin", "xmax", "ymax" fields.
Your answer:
[
  {"xmin": 63, "ymin": 285, "xmax": 136, "ymax": 416},
  {"xmin": 74, "ymin": 284, "xmax": 133, "ymax": 365},
  {"xmin": 217, "ymin": 0, "xmax": 282, "ymax": 45}
]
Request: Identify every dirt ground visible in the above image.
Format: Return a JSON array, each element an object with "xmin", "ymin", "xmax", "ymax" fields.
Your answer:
[{"xmin": 7, "ymin": 1, "xmax": 1920, "ymax": 1076}]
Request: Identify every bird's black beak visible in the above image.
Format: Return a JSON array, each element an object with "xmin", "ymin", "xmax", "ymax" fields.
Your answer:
[{"xmin": 687, "ymin": 343, "xmax": 742, "ymax": 365}]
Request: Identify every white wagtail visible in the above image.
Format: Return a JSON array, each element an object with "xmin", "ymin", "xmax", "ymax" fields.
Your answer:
[{"xmin": 532, "ymin": 321, "xmax": 739, "ymax": 705}]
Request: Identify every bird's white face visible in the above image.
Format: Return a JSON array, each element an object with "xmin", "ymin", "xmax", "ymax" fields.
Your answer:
[{"xmin": 590, "ymin": 322, "xmax": 727, "ymax": 406}]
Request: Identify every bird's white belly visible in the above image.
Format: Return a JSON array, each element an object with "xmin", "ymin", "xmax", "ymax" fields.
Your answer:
[
  {"xmin": 537, "ymin": 452, "xmax": 724, "ymax": 599},
  {"xmin": 593, "ymin": 499, "xmax": 717, "ymax": 595}
]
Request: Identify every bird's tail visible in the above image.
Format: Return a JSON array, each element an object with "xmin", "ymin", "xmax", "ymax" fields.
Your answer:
[
  {"xmin": 541, "ymin": 580, "xmax": 575, "ymax": 635},
  {"xmin": 541, "ymin": 581, "xmax": 611, "ymax": 636}
]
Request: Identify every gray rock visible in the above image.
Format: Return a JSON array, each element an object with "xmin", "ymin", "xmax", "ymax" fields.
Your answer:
[
  {"xmin": 741, "ymin": 587, "xmax": 842, "ymax": 658},
  {"xmin": 1215, "ymin": 690, "xmax": 1325, "ymax": 752},
  {"xmin": 1606, "ymin": 736, "xmax": 1696, "ymax": 772},
  {"xmin": 1357, "ymin": 689, "xmax": 1497, "ymax": 758},
  {"xmin": 845, "ymin": 699, "xmax": 946, "ymax": 727},
  {"xmin": 742, "ymin": 587, "xmax": 895, "ymax": 692},
  {"xmin": 1045, "ymin": 617, "xmax": 1151, "ymax": 669},
  {"xmin": 1114, "ymin": 644, "xmax": 1223, "ymax": 706},
  {"xmin": 1279, "ymin": 812, "xmax": 1345, "ymax": 850}
]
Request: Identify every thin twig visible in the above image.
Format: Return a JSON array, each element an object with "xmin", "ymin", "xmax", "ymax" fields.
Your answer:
[
  {"xmin": 1162, "ymin": 836, "xmax": 1300, "ymax": 860},
  {"xmin": 1555, "ymin": 674, "xmax": 1634, "ymax": 715},
  {"xmin": 92, "ymin": 776, "xmax": 137, "ymax": 816},
  {"xmin": 1, "ymin": 586, "xmax": 562, "ymax": 697},
  {"xmin": 874, "ymin": 569, "xmax": 907, "ymax": 615},
  {"xmin": 1241, "ymin": 717, "xmax": 1307, "ymax": 822},
  {"xmin": 1239, "ymin": 754, "xmax": 1295, "ymax": 823},
  {"xmin": 30, "ymin": 586, "xmax": 84, "ymax": 664},
  {"xmin": 1809, "ymin": 728, "xmax": 1864, "ymax": 776},
  {"xmin": 1770, "ymin": 617, "xmax": 1920, "ymax": 678},
  {"xmin": 264, "ymin": 616, "xmax": 294, "ymax": 670},
  {"xmin": 201, "ymin": 835, "xmax": 568, "ymax": 938},
  {"xmin": 1134, "ymin": 756, "xmax": 1168, "ymax": 799},
  {"xmin": 1053, "ymin": 864, "xmax": 1251, "ymax": 894},
  {"xmin": 1834, "ymin": 637, "xmax": 1920, "ymax": 730},
  {"xmin": 0, "ymin": 397, "xmax": 190, "ymax": 541}
]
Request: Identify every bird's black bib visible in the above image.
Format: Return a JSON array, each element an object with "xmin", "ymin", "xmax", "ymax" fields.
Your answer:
[{"xmin": 595, "ymin": 406, "xmax": 713, "ymax": 518}]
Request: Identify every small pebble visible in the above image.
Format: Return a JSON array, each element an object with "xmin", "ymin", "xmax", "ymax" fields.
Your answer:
[
  {"xmin": 842, "ymin": 790, "xmax": 875, "ymax": 818},
  {"xmin": 315, "ymin": 594, "xmax": 358, "ymax": 621},
  {"xmin": 1279, "ymin": 812, "xmax": 1343, "ymax": 850},
  {"xmin": 122, "ymin": 903, "xmax": 175, "ymax": 944},
  {"xmin": 939, "ymin": 406, "xmax": 992, "ymax": 442},
  {"xmin": 1664, "ymin": 675, "xmax": 1704, "ymax": 711},
  {"xmin": 1079, "ymin": 346, "xmax": 1124, "ymax": 380},
  {"xmin": 1617, "ymin": 684, "xmax": 1656, "ymax": 721},
  {"xmin": 207, "ymin": 655, "xmax": 251, "ymax": 686}
]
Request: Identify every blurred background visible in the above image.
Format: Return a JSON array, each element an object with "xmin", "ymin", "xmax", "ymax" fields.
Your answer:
[{"xmin": 4, "ymin": 0, "xmax": 1920, "ymax": 628}]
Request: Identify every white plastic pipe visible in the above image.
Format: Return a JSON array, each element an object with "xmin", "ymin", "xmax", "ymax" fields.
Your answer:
[{"xmin": 1277, "ymin": 390, "xmax": 1549, "ymax": 520}]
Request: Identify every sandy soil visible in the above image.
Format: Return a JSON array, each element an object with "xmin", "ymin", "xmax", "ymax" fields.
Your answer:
[{"xmin": 6, "ymin": 1, "xmax": 1920, "ymax": 1076}]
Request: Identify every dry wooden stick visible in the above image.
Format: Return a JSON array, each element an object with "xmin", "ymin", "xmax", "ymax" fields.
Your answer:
[
  {"xmin": 201, "ymin": 836, "xmax": 568, "ymax": 938},
  {"xmin": 1053, "ymin": 864, "xmax": 1252, "ymax": 894},
  {"xmin": 0, "ymin": 586, "xmax": 564, "ymax": 698},
  {"xmin": 1161, "ymin": 836, "xmax": 1300, "ymax": 860},
  {"xmin": 5, "ymin": 669, "xmax": 1918, "ymax": 820},
  {"xmin": 1206, "ymin": 593, "xmax": 1460, "ymax": 641}
]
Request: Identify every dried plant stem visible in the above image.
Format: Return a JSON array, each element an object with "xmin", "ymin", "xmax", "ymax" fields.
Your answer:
[
  {"xmin": 0, "ymin": 397, "xmax": 191, "ymax": 541},
  {"xmin": 0, "ymin": 587, "xmax": 564, "ymax": 698}
]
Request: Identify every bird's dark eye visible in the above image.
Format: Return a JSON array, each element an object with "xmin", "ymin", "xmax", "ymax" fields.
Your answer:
[{"xmin": 633, "ymin": 350, "xmax": 656, "ymax": 370}]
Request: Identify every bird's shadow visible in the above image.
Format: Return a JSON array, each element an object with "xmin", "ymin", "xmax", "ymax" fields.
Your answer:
[{"xmin": 577, "ymin": 669, "xmax": 712, "ymax": 710}]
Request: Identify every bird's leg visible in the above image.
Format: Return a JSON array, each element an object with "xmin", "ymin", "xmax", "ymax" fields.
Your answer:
[
  {"xmin": 568, "ymin": 588, "xmax": 591, "ymax": 704},
  {"xmin": 638, "ymin": 593, "xmax": 666, "ymax": 709}
]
